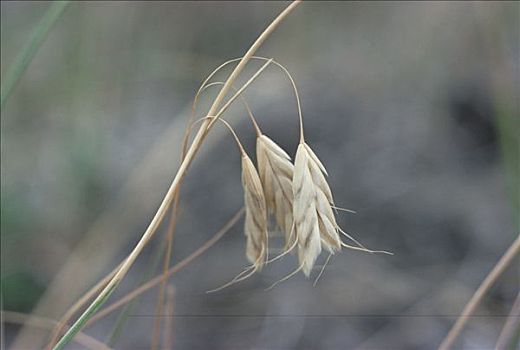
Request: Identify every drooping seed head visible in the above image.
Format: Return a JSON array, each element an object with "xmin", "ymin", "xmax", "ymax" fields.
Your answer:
[
  {"xmin": 292, "ymin": 143, "xmax": 322, "ymax": 276},
  {"xmin": 256, "ymin": 135, "xmax": 295, "ymax": 248},
  {"xmin": 293, "ymin": 142, "xmax": 344, "ymax": 276},
  {"xmin": 303, "ymin": 143, "xmax": 342, "ymax": 253},
  {"xmin": 241, "ymin": 154, "xmax": 269, "ymax": 270}
]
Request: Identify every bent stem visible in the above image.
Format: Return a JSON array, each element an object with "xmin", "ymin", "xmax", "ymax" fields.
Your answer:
[
  {"xmin": 439, "ymin": 235, "xmax": 520, "ymax": 350},
  {"xmin": 198, "ymin": 81, "xmax": 262, "ymax": 136},
  {"xmin": 192, "ymin": 56, "xmax": 304, "ymax": 141},
  {"xmin": 52, "ymin": 4, "xmax": 300, "ymax": 348}
]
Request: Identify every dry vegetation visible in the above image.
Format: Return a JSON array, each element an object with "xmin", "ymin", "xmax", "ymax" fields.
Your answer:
[{"xmin": 1, "ymin": 1, "xmax": 518, "ymax": 349}]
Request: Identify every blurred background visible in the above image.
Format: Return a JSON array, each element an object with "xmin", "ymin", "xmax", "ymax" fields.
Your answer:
[{"xmin": 1, "ymin": 1, "xmax": 518, "ymax": 349}]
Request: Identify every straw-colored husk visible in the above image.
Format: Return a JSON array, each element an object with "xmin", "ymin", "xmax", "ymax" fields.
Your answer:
[
  {"xmin": 293, "ymin": 143, "xmax": 322, "ymax": 276},
  {"xmin": 256, "ymin": 135, "xmax": 295, "ymax": 247},
  {"xmin": 241, "ymin": 154, "xmax": 269, "ymax": 270},
  {"xmin": 303, "ymin": 143, "xmax": 342, "ymax": 253},
  {"xmin": 293, "ymin": 143, "xmax": 342, "ymax": 276}
]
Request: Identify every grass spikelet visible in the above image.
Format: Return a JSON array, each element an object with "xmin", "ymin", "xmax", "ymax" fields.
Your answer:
[
  {"xmin": 212, "ymin": 117, "xmax": 269, "ymax": 272},
  {"xmin": 293, "ymin": 143, "xmax": 322, "ymax": 276},
  {"xmin": 205, "ymin": 119, "xmax": 269, "ymax": 293},
  {"xmin": 193, "ymin": 79, "xmax": 294, "ymax": 251},
  {"xmin": 256, "ymin": 134, "xmax": 295, "ymax": 248},
  {"xmin": 241, "ymin": 154, "xmax": 269, "ymax": 270},
  {"xmin": 293, "ymin": 140, "xmax": 390, "ymax": 279},
  {"xmin": 302, "ymin": 142, "xmax": 342, "ymax": 253}
]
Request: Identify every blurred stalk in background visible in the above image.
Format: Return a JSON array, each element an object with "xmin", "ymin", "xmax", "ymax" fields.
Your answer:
[{"xmin": 1, "ymin": 1, "xmax": 69, "ymax": 109}]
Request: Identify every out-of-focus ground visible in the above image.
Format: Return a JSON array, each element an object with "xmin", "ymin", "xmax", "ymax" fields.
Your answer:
[{"xmin": 1, "ymin": 1, "xmax": 518, "ymax": 349}]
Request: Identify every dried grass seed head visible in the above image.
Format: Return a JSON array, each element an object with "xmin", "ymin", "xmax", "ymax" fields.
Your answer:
[
  {"xmin": 293, "ymin": 143, "xmax": 322, "ymax": 276},
  {"xmin": 211, "ymin": 117, "xmax": 269, "ymax": 272},
  {"xmin": 302, "ymin": 143, "xmax": 342, "ymax": 253},
  {"xmin": 292, "ymin": 141, "xmax": 346, "ymax": 277},
  {"xmin": 256, "ymin": 135, "xmax": 295, "ymax": 247},
  {"xmin": 241, "ymin": 153, "xmax": 269, "ymax": 270}
]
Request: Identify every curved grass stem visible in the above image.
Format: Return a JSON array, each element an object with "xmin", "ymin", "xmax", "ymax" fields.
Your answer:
[{"xmin": 52, "ymin": 3, "xmax": 301, "ymax": 348}]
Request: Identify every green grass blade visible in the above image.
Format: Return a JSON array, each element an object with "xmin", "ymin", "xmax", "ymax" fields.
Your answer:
[
  {"xmin": 52, "ymin": 282, "xmax": 117, "ymax": 350},
  {"xmin": 0, "ymin": 0, "xmax": 70, "ymax": 109}
]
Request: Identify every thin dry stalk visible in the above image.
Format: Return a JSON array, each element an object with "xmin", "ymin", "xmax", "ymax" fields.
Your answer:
[
  {"xmin": 192, "ymin": 56, "xmax": 304, "ymax": 128},
  {"xmin": 495, "ymin": 291, "xmax": 520, "ymax": 350},
  {"xmin": 85, "ymin": 208, "xmax": 244, "ymax": 326},
  {"xmin": 2, "ymin": 311, "xmax": 110, "ymax": 350},
  {"xmin": 439, "ymin": 235, "xmax": 520, "ymax": 350},
  {"xmin": 150, "ymin": 196, "xmax": 180, "ymax": 350},
  {"xmin": 162, "ymin": 285, "xmax": 175, "ymax": 350},
  {"xmin": 26, "ymin": 99, "xmax": 209, "ymax": 350},
  {"xmin": 149, "ymin": 74, "xmax": 198, "ymax": 349}
]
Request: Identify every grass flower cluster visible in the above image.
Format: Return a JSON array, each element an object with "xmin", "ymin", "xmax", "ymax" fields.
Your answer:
[{"xmin": 197, "ymin": 58, "xmax": 391, "ymax": 291}]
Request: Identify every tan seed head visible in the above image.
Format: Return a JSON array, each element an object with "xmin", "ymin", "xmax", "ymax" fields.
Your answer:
[
  {"xmin": 292, "ymin": 142, "xmax": 344, "ymax": 276},
  {"xmin": 303, "ymin": 143, "xmax": 342, "ymax": 254},
  {"xmin": 256, "ymin": 135, "xmax": 295, "ymax": 248},
  {"xmin": 293, "ymin": 143, "xmax": 322, "ymax": 276},
  {"xmin": 241, "ymin": 154, "xmax": 269, "ymax": 271}
]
